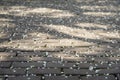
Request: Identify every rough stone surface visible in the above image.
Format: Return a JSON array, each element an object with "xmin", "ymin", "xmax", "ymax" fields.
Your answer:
[{"xmin": 0, "ymin": 0, "xmax": 120, "ymax": 80}]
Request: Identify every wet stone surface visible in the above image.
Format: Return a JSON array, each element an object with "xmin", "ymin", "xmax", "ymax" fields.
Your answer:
[{"xmin": 0, "ymin": 0, "xmax": 120, "ymax": 80}]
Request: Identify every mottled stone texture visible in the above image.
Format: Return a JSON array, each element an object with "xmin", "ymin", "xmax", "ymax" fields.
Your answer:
[{"xmin": 0, "ymin": 0, "xmax": 120, "ymax": 80}]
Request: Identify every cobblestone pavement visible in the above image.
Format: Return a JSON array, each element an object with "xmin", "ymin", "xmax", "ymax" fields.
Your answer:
[{"xmin": 0, "ymin": 0, "xmax": 120, "ymax": 80}]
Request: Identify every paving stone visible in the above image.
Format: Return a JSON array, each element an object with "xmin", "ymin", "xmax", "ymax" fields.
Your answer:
[
  {"xmin": 0, "ymin": 52, "xmax": 16, "ymax": 56},
  {"xmin": 93, "ymin": 57, "xmax": 120, "ymax": 62},
  {"xmin": 0, "ymin": 68, "xmax": 26, "ymax": 75},
  {"xmin": 63, "ymin": 57, "xmax": 87, "ymax": 62},
  {"xmin": 0, "ymin": 57, "xmax": 29, "ymax": 61},
  {"xmin": 95, "ymin": 69, "xmax": 120, "ymax": 74},
  {"xmin": 17, "ymin": 52, "xmax": 73, "ymax": 57},
  {"xmin": 93, "ymin": 63, "xmax": 110, "ymax": 68},
  {"xmin": 63, "ymin": 46, "xmax": 113, "ymax": 56},
  {"xmin": 63, "ymin": 46, "xmax": 119, "ymax": 56},
  {"xmin": 77, "ymin": 63, "xmax": 94, "ymax": 68},
  {"xmin": 28, "ymin": 68, "xmax": 61, "ymax": 74},
  {"xmin": 81, "ymin": 75, "xmax": 115, "ymax": 80},
  {"xmin": 93, "ymin": 63, "xmax": 120, "ymax": 69},
  {"xmin": 7, "ymin": 76, "xmax": 41, "ymax": 80},
  {"xmin": 45, "ymin": 76, "xmax": 79, "ymax": 80},
  {"xmin": 0, "ymin": 56, "xmax": 120, "ymax": 62},
  {"xmin": 50, "ymin": 53, "xmax": 74, "ymax": 57},
  {"xmin": 46, "ymin": 62, "xmax": 120, "ymax": 69},
  {"xmin": 0, "ymin": 56, "xmax": 60, "ymax": 62},
  {"xmin": 63, "ymin": 56, "xmax": 119, "ymax": 62},
  {"xmin": 40, "ymin": 39, "xmax": 92, "ymax": 47},
  {"xmin": 46, "ymin": 62, "xmax": 76, "ymax": 68},
  {"xmin": 0, "ymin": 62, "xmax": 11, "ymax": 68},
  {"xmin": 12, "ymin": 62, "xmax": 43, "ymax": 68},
  {"xmin": 64, "ymin": 69, "xmax": 95, "ymax": 75},
  {"xmin": 1, "ymin": 43, "xmax": 62, "ymax": 52},
  {"xmin": 17, "ymin": 52, "xmax": 47, "ymax": 56},
  {"xmin": 30, "ymin": 57, "xmax": 61, "ymax": 61},
  {"xmin": 77, "ymin": 63, "xmax": 112, "ymax": 69}
]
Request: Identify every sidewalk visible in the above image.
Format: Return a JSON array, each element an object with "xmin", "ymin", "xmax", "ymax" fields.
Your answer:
[{"xmin": 0, "ymin": 0, "xmax": 120, "ymax": 80}]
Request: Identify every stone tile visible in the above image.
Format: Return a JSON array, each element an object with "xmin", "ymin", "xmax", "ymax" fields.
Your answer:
[
  {"xmin": 45, "ymin": 76, "xmax": 79, "ymax": 80},
  {"xmin": 7, "ymin": 76, "xmax": 41, "ymax": 80},
  {"xmin": 0, "ymin": 68, "xmax": 26, "ymax": 75},
  {"xmin": 28, "ymin": 68, "xmax": 61, "ymax": 74}
]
